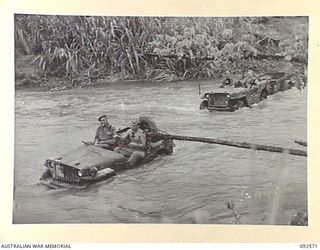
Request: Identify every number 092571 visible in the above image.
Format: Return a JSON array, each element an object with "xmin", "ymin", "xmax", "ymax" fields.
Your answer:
[{"xmin": 300, "ymin": 244, "xmax": 318, "ymax": 248}]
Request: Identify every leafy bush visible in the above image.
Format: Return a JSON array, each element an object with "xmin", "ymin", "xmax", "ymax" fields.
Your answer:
[{"xmin": 14, "ymin": 15, "xmax": 308, "ymax": 84}]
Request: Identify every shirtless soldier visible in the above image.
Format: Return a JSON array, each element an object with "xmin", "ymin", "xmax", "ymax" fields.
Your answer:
[{"xmin": 114, "ymin": 119, "xmax": 146, "ymax": 167}]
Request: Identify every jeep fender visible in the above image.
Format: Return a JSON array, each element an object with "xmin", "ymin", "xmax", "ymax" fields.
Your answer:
[
  {"xmin": 200, "ymin": 100, "xmax": 208, "ymax": 110},
  {"xmin": 240, "ymin": 96, "xmax": 249, "ymax": 107}
]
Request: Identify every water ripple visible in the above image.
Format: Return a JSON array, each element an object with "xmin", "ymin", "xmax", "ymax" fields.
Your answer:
[{"xmin": 14, "ymin": 83, "xmax": 307, "ymax": 224}]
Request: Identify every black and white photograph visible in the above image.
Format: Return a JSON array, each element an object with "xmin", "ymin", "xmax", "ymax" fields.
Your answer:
[{"xmin": 13, "ymin": 14, "xmax": 308, "ymax": 226}]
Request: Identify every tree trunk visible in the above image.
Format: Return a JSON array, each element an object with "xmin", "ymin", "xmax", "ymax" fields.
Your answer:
[
  {"xmin": 294, "ymin": 140, "xmax": 307, "ymax": 147},
  {"xmin": 155, "ymin": 133, "xmax": 307, "ymax": 157},
  {"xmin": 143, "ymin": 52, "xmax": 306, "ymax": 64}
]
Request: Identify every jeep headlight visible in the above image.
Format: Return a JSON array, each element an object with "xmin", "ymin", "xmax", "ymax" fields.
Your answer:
[
  {"xmin": 226, "ymin": 94, "xmax": 231, "ymax": 99},
  {"xmin": 78, "ymin": 167, "xmax": 97, "ymax": 177},
  {"xmin": 205, "ymin": 93, "xmax": 210, "ymax": 99}
]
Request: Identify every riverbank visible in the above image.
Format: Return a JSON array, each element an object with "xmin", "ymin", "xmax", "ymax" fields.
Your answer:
[
  {"xmin": 15, "ymin": 52, "xmax": 305, "ymax": 92},
  {"xmin": 14, "ymin": 53, "xmax": 217, "ymax": 91}
]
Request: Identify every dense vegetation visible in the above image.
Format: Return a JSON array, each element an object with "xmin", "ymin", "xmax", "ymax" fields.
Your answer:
[{"xmin": 14, "ymin": 15, "xmax": 308, "ymax": 88}]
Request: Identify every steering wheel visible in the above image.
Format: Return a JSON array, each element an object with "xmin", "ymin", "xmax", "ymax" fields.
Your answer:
[{"xmin": 114, "ymin": 136, "xmax": 129, "ymax": 147}]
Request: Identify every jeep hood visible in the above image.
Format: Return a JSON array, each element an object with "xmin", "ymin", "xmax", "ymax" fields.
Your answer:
[
  {"xmin": 51, "ymin": 144, "xmax": 127, "ymax": 170},
  {"xmin": 207, "ymin": 87, "xmax": 249, "ymax": 96}
]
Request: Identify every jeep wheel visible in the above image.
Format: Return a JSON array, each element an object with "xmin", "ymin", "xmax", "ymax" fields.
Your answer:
[
  {"xmin": 200, "ymin": 100, "xmax": 208, "ymax": 110},
  {"xmin": 40, "ymin": 168, "xmax": 52, "ymax": 180},
  {"xmin": 164, "ymin": 140, "xmax": 175, "ymax": 154},
  {"xmin": 260, "ymin": 90, "xmax": 268, "ymax": 101},
  {"xmin": 237, "ymin": 100, "xmax": 244, "ymax": 108},
  {"xmin": 232, "ymin": 100, "xmax": 244, "ymax": 111}
]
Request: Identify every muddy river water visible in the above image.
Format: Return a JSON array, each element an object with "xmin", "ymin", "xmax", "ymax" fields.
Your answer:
[{"xmin": 13, "ymin": 80, "xmax": 307, "ymax": 224}]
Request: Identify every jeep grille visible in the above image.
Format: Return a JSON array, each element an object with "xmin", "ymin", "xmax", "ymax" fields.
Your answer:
[
  {"xmin": 47, "ymin": 160, "xmax": 79, "ymax": 183},
  {"xmin": 209, "ymin": 94, "xmax": 227, "ymax": 106}
]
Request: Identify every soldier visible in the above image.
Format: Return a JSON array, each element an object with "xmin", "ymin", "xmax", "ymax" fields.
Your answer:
[
  {"xmin": 241, "ymin": 69, "xmax": 257, "ymax": 88},
  {"xmin": 114, "ymin": 119, "xmax": 146, "ymax": 167},
  {"xmin": 94, "ymin": 115, "xmax": 116, "ymax": 149},
  {"xmin": 221, "ymin": 70, "xmax": 233, "ymax": 87}
]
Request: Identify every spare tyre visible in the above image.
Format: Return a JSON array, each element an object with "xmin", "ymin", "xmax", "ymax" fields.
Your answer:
[{"xmin": 138, "ymin": 116, "xmax": 158, "ymax": 133}]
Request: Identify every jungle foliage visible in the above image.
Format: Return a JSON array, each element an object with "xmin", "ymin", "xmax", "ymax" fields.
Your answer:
[{"xmin": 14, "ymin": 15, "xmax": 308, "ymax": 85}]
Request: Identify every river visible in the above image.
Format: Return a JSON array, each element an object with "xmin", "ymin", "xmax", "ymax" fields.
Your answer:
[{"xmin": 13, "ymin": 80, "xmax": 307, "ymax": 225}]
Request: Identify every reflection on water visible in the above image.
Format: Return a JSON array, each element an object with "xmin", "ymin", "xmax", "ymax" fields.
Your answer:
[{"xmin": 14, "ymin": 81, "xmax": 307, "ymax": 224}]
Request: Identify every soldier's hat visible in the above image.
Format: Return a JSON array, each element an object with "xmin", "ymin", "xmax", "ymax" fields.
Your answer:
[{"xmin": 98, "ymin": 115, "xmax": 107, "ymax": 121}]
